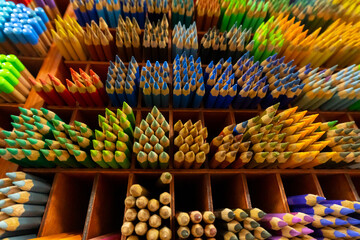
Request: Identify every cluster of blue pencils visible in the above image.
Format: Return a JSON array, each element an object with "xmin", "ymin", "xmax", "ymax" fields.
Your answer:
[
  {"xmin": 173, "ymin": 54, "xmax": 205, "ymax": 108},
  {"xmin": 140, "ymin": 60, "xmax": 170, "ymax": 107},
  {"xmin": 71, "ymin": 0, "xmax": 147, "ymax": 28},
  {"xmin": 106, "ymin": 55, "xmax": 139, "ymax": 107},
  {"xmin": 203, "ymin": 51, "xmax": 305, "ymax": 109},
  {"xmin": 172, "ymin": 22, "xmax": 198, "ymax": 60}
]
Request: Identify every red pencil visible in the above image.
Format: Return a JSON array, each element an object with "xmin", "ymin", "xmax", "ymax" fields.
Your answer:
[
  {"xmin": 70, "ymin": 68, "xmax": 82, "ymax": 82},
  {"xmin": 66, "ymin": 79, "xmax": 87, "ymax": 107},
  {"xmin": 29, "ymin": 78, "xmax": 56, "ymax": 105},
  {"xmin": 79, "ymin": 68, "xmax": 91, "ymax": 82},
  {"xmin": 74, "ymin": 79, "xmax": 95, "ymax": 107},
  {"xmin": 90, "ymin": 69, "xmax": 108, "ymax": 103},
  {"xmin": 39, "ymin": 78, "xmax": 65, "ymax": 106},
  {"xmin": 48, "ymin": 74, "xmax": 77, "ymax": 106},
  {"xmin": 85, "ymin": 79, "xmax": 104, "ymax": 107}
]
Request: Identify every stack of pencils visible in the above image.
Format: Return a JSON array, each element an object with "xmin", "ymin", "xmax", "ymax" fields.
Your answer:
[
  {"xmin": 31, "ymin": 68, "xmax": 107, "ymax": 107},
  {"xmin": 143, "ymin": 15, "xmax": 169, "ymax": 62},
  {"xmin": 147, "ymin": 0, "xmax": 169, "ymax": 23},
  {"xmin": 0, "ymin": 54, "xmax": 33, "ymax": 104},
  {"xmin": 90, "ymin": 105, "xmax": 135, "ymax": 169},
  {"xmin": 209, "ymin": 104, "xmax": 334, "ymax": 169},
  {"xmin": 172, "ymin": 22, "xmax": 198, "ymax": 59},
  {"xmin": 199, "ymin": 25, "xmax": 253, "ymax": 64},
  {"xmin": 106, "ymin": 55, "xmax": 139, "ymax": 107},
  {"xmin": 173, "ymin": 119, "xmax": 209, "ymax": 168},
  {"xmin": 116, "ymin": 16, "xmax": 142, "ymax": 62},
  {"xmin": 261, "ymin": 210, "xmax": 315, "ymax": 238},
  {"xmin": 71, "ymin": 0, "xmax": 146, "ymax": 28},
  {"xmin": 176, "ymin": 211, "xmax": 217, "ymax": 239},
  {"xmin": 171, "ymin": 0, "xmax": 194, "ymax": 28},
  {"xmin": 195, "ymin": 0, "xmax": 220, "ymax": 31},
  {"xmin": 288, "ymin": 194, "xmax": 360, "ymax": 239},
  {"xmin": 140, "ymin": 60, "xmax": 170, "ymax": 108},
  {"xmin": 0, "ymin": 4, "xmax": 52, "ymax": 57},
  {"xmin": 214, "ymin": 208, "xmax": 271, "ymax": 239},
  {"xmin": 33, "ymin": 0, "xmax": 61, "ymax": 21},
  {"xmin": 218, "ymin": 0, "xmax": 269, "ymax": 33},
  {"xmin": 121, "ymin": 173, "xmax": 172, "ymax": 239},
  {"xmin": 204, "ymin": 52, "xmax": 303, "ymax": 109},
  {"xmin": 293, "ymin": 64, "xmax": 357, "ymax": 111},
  {"xmin": 52, "ymin": 16, "xmax": 115, "ymax": 61},
  {"xmin": 133, "ymin": 106, "xmax": 170, "ymax": 169},
  {"xmin": 0, "ymin": 171, "xmax": 50, "ymax": 239},
  {"xmin": 172, "ymin": 54, "xmax": 204, "ymax": 108}
]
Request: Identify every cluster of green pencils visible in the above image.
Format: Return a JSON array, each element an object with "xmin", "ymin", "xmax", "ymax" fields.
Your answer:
[
  {"xmin": 143, "ymin": 15, "xmax": 169, "ymax": 62},
  {"xmin": 106, "ymin": 55, "xmax": 139, "ymax": 107},
  {"xmin": 0, "ymin": 54, "xmax": 33, "ymax": 104},
  {"xmin": 218, "ymin": 0, "xmax": 269, "ymax": 32},
  {"xmin": 171, "ymin": 0, "xmax": 194, "ymax": 28},
  {"xmin": 172, "ymin": 54, "xmax": 204, "ymax": 108},
  {"xmin": 195, "ymin": 0, "xmax": 220, "ymax": 31},
  {"xmin": 172, "ymin": 22, "xmax": 198, "ymax": 60},
  {"xmin": 90, "ymin": 105, "xmax": 135, "ymax": 169},
  {"xmin": 116, "ymin": 16, "xmax": 142, "ymax": 62},
  {"xmin": 140, "ymin": 60, "xmax": 170, "ymax": 108},
  {"xmin": 133, "ymin": 106, "xmax": 170, "ymax": 169},
  {"xmin": 121, "ymin": 173, "xmax": 172, "ymax": 239},
  {"xmin": 293, "ymin": 64, "xmax": 360, "ymax": 111},
  {"xmin": 0, "ymin": 171, "xmax": 50, "ymax": 239},
  {"xmin": 209, "ymin": 103, "xmax": 349, "ymax": 169},
  {"xmin": 173, "ymin": 119, "xmax": 209, "ymax": 168},
  {"xmin": 288, "ymin": 194, "xmax": 360, "ymax": 239},
  {"xmin": 199, "ymin": 25, "xmax": 253, "ymax": 64}
]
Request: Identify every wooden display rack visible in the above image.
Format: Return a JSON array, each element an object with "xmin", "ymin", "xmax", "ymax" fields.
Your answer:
[{"xmin": 0, "ymin": 1, "xmax": 359, "ymax": 239}]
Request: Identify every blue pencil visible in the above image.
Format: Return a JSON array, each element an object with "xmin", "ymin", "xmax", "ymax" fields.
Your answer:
[
  {"xmin": 161, "ymin": 81, "xmax": 169, "ymax": 107},
  {"xmin": 143, "ymin": 82, "xmax": 152, "ymax": 107},
  {"xmin": 205, "ymin": 83, "xmax": 220, "ymax": 108},
  {"xmin": 242, "ymin": 84, "xmax": 259, "ymax": 109},
  {"xmin": 193, "ymin": 83, "xmax": 205, "ymax": 108},
  {"xmin": 114, "ymin": 80, "xmax": 126, "ymax": 105},
  {"xmin": 152, "ymin": 81, "xmax": 161, "ymax": 106},
  {"xmin": 181, "ymin": 82, "xmax": 190, "ymax": 108},
  {"xmin": 125, "ymin": 81, "xmax": 137, "ymax": 107},
  {"xmin": 173, "ymin": 82, "xmax": 181, "ymax": 108},
  {"xmin": 106, "ymin": 80, "xmax": 120, "ymax": 106},
  {"xmin": 222, "ymin": 84, "xmax": 237, "ymax": 108},
  {"xmin": 232, "ymin": 85, "xmax": 250, "ymax": 109},
  {"xmin": 214, "ymin": 84, "xmax": 229, "ymax": 108}
]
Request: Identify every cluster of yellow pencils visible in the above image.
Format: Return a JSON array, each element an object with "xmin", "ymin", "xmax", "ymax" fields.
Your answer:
[{"xmin": 52, "ymin": 15, "xmax": 115, "ymax": 61}]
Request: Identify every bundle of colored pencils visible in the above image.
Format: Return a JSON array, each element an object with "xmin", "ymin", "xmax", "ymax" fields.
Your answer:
[
  {"xmin": 195, "ymin": 0, "xmax": 220, "ymax": 31},
  {"xmin": 261, "ymin": 211, "xmax": 315, "ymax": 239},
  {"xmin": 0, "ymin": 4, "xmax": 52, "ymax": 57},
  {"xmin": 116, "ymin": 16, "xmax": 142, "ymax": 62},
  {"xmin": 173, "ymin": 119, "xmax": 209, "ymax": 168},
  {"xmin": 140, "ymin": 60, "xmax": 170, "ymax": 108},
  {"xmin": 218, "ymin": 0, "xmax": 269, "ymax": 33},
  {"xmin": 52, "ymin": 16, "xmax": 115, "ymax": 61},
  {"xmin": 143, "ymin": 15, "xmax": 169, "ymax": 62},
  {"xmin": 209, "ymin": 103, "xmax": 349, "ymax": 169},
  {"xmin": 121, "ymin": 174, "xmax": 172, "ymax": 238},
  {"xmin": 133, "ymin": 106, "xmax": 170, "ymax": 169},
  {"xmin": 0, "ymin": 171, "xmax": 50, "ymax": 239},
  {"xmin": 33, "ymin": 0, "xmax": 60, "ymax": 21},
  {"xmin": 171, "ymin": 0, "xmax": 194, "ymax": 28},
  {"xmin": 292, "ymin": 64, "xmax": 359, "ymax": 111},
  {"xmin": 287, "ymin": 194, "xmax": 360, "ymax": 239},
  {"xmin": 106, "ymin": 55, "xmax": 139, "ymax": 107},
  {"xmin": 199, "ymin": 24, "xmax": 253, "ymax": 64},
  {"xmin": 90, "ymin": 106, "xmax": 134, "ymax": 169},
  {"xmin": 176, "ymin": 211, "xmax": 216, "ymax": 239},
  {"xmin": 172, "ymin": 54, "xmax": 204, "ymax": 108},
  {"xmin": 172, "ymin": 21, "xmax": 198, "ymax": 59},
  {"xmin": 31, "ymin": 68, "xmax": 107, "ymax": 107},
  {"xmin": 71, "ymin": 0, "xmax": 146, "ymax": 28},
  {"xmin": 0, "ymin": 54, "xmax": 33, "ymax": 103},
  {"xmin": 204, "ymin": 52, "xmax": 303, "ymax": 109},
  {"xmin": 147, "ymin": 0, "xmax": 169, "ymax": 23}
]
